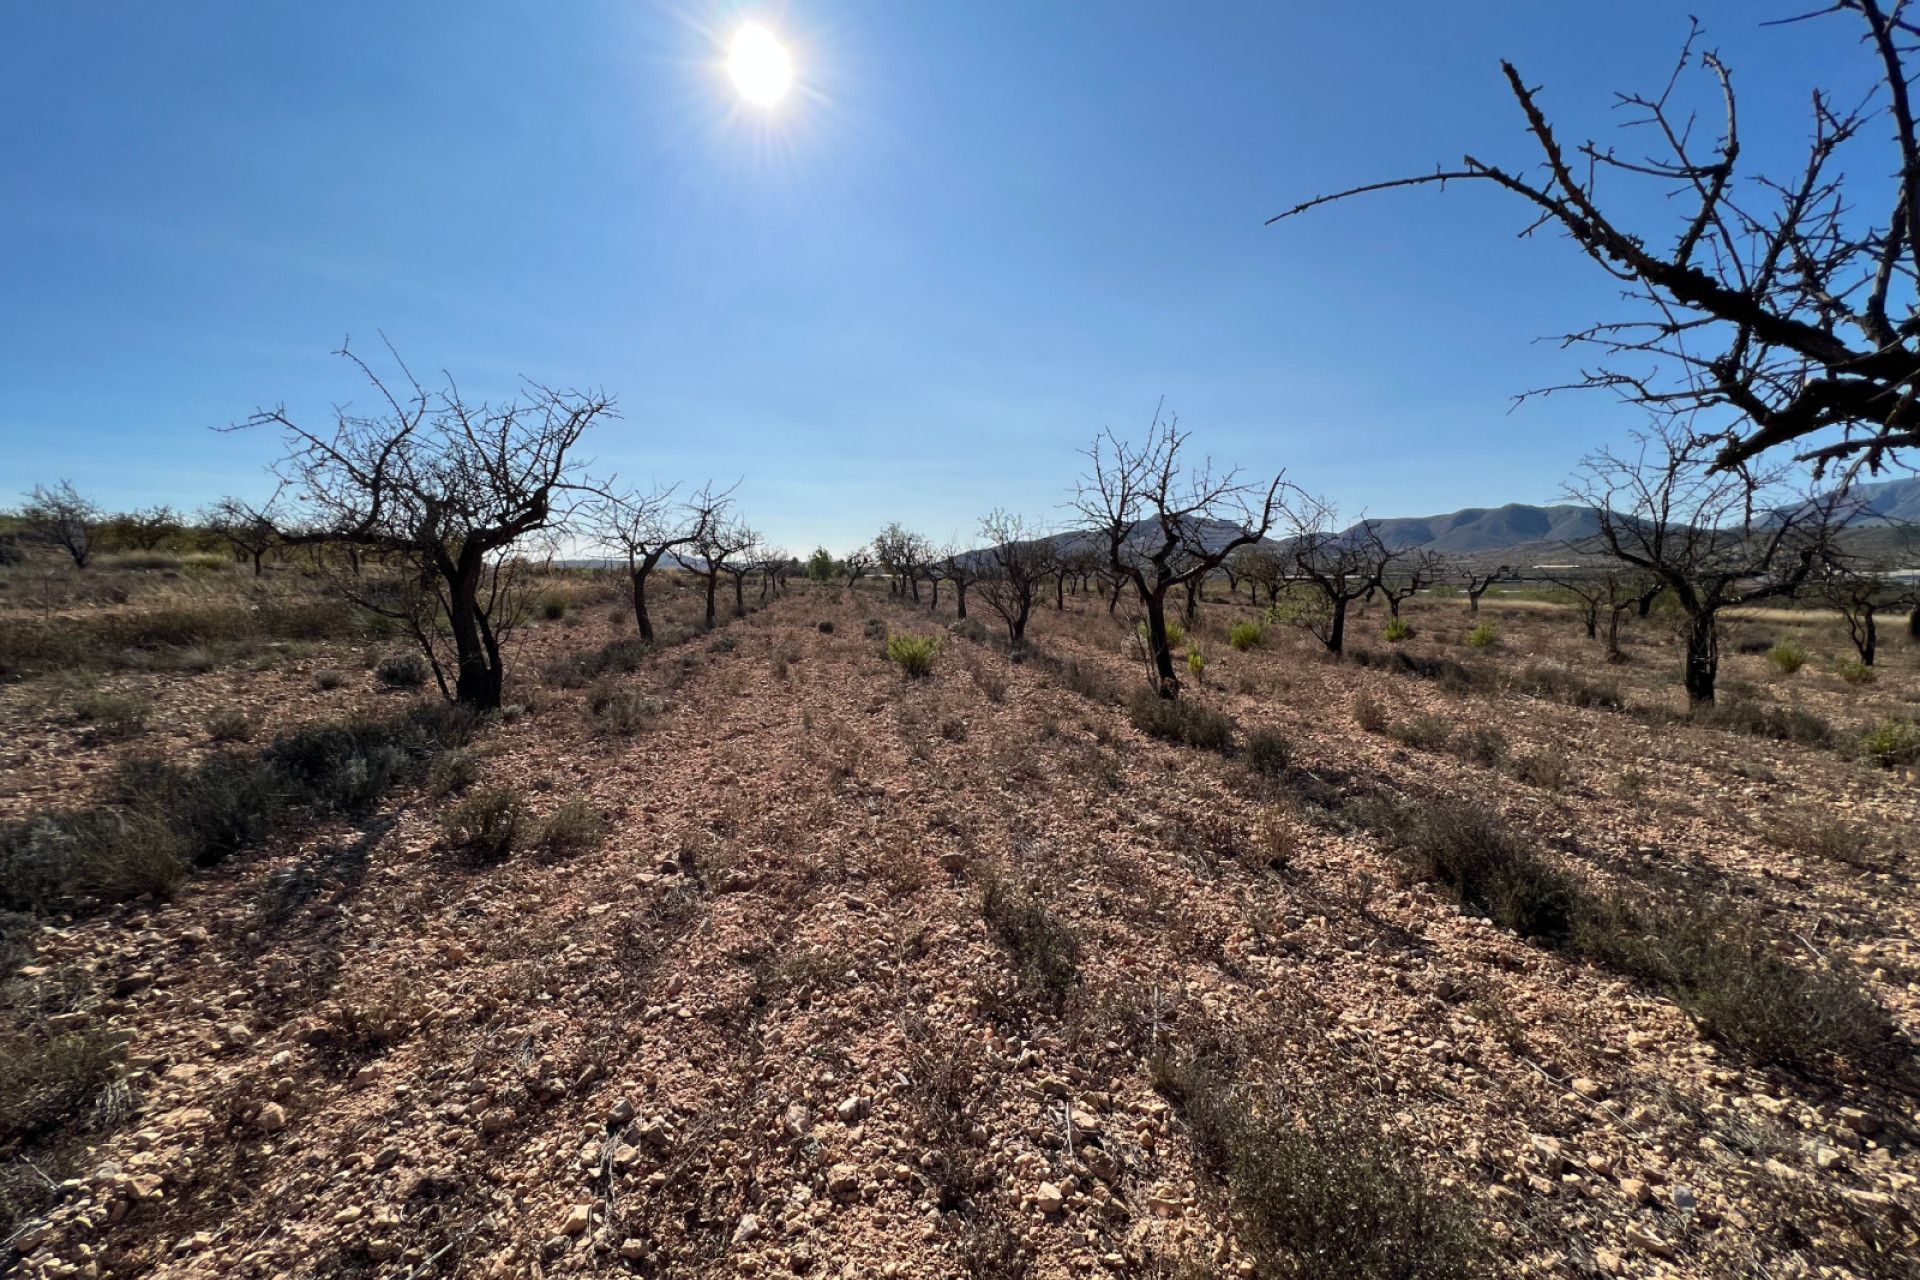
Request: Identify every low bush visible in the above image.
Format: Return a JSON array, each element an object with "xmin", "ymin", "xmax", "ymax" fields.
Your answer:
[
  {"xmin": 1512, "ymin": 750, "xmax": 1571, "ymax": 789},
  {"xmin": 535, "ymin": 798, "xmax": 606, "ymax": 859},
  {"xmin": 1387, "ymin": 714, "xmax": 1451, "ymax": 750},
  {"xmin": 313, "ymin": 669, "xmax": 346, "ymax": 691},
  {"xmin": 950, "ymin": 617, "xmax": 989, "ymax": 644},
  {"xmin": 441, "ymin": 786, "xmax": 528, "ymax": 863},
  {"xmin": 1518, "ymin": 665, "xmax": 1623, "ymax": 710},
  {"xmin": 585, "ymin": 681, "xmax": 663, "ymax": 735},
  {"xmin": 1679, "ymin": 700, "xmax": 1832, "ymax": 746},
  {"xmin": 376, "ymin": 653, "xmax": 430, "ymax": 689},
  {"xmin": 1357, "ymin": 796, "xmax": 1575, "ymax": 941},
  {"xmin": 1466, "ymin": 622, "xmax": 1499, "ymax": 649},
  {"xmin": 1383, "ymin": 616, "xmax": 1414, "ymax": 643},
  {"xmin": 1766, "ymin": 641, "xmax": 1809, "ymax": 674},
  {"xmin": 1860, "ymin": 717, "xmax": 1920, "ymax": 768},
  {"xmin": 0, "ymin": 1027, "xmax": 124, "ymax": 1146},
  {"xmin": 539, "ymin": 591, "xmax": 570, "ymax": 621},
  {"xmin": 0, "ymin": 703, "xmax": 475, "ymax": 916},
  {"xmin": 863, "ymin": 617, "xmax": 888, "ymax": 641},
  {"xmin": 979, "ymin": 866, "xmax": 1081, "ymax": 1005},
  {"xmin": 887, "ymin": 633, "xmax": 941, "ymax": 677},
  {"xmin": 205, "ymin": 708, "xmax": 254, "ymax": 743},
  {"xmin": 0, "ymin": 600, "xmax": 353, "ymax": 678},
  {"xmin": 1346, "ymin": 647, "xmax": 1481, "ymax": 692},
  {"xmin": 1765, "ymin": 810, "xmax": 1880, "ymax": 870},
  {"xmin": 1244, "ymin": 728, "xmax": 1293, "ymax": 776},
  {"xmin": 1137, "ymin": 618, "xmax": 1188, "ymax": 650},
  {"xmin": 1129, "ymin": 689, "xmax": 1234, "ymax": 753},
  {"xmin": 72, "ymin": 693, "xmax": 148, "ymax": 739},
  {"xmin": 1160, "ymin": 1057, "xmax": 1482, "ymax": 1280},
  {"xmin": 1228, "ymin": 620, "xmax": 1265, "ymax": 652},
  {"xmin": 1453, "ymin": 724, "xmax": 1508, "ymax": 766},
  {"xmin": 1834, "ymin": 657, "xmax": 1875, "ymax": 685},
  {"xmin": 1351, "ymin": 693, "xmax": 1387, "ymax": 733},
  {"xmin": 1186, "ymin": 647, "xmax": 1206, "ymax": 680},
  {"xmin": 817, "ymin": 620, "xmax": 834, "ymax": 634},
  {"xmin": 544, "ymin": 635, "xmax": 652, "ymax": 688},
  {"xmin": 428, "ymin": 748, "xmax": 479, "ymax": 795}
]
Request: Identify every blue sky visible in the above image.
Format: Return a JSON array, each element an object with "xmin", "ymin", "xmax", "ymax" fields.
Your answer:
[{"xmin": 0, "ymin": 2, "xmax": 1874, "ymax": 552}]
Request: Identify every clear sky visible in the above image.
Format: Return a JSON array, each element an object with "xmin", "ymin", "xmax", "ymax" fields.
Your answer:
[{"xmin": 0, "ymin": 2, "xmax": 1876, "ymax": 553}]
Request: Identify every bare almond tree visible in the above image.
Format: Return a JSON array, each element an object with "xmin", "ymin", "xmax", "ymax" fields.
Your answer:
[
  {"xmin": 591, "ymin": 483, "xmax": 712, "ymax": 642},
  {"xmin": 1567, "ymin": 424, "xmax": 1844, "ymax": 704},
  {"xmin": 1812, "ymin": 524, "xmax": 1920, "ymax": 665},
  {"xmin": 243, "ymin": 341, "xmax": 612, "ymax": 709},
  {"xmin": 1378, "ymin": 547, "xmax": 1446, "ymax": 618},
  {"xmin": 974, "ymin": 510, "xmax": 1051, "ymax": 645},
  {"xmin": 110, "ymin": 505, "xmax": 182, "ymax": 552},
  {"xmin": 203, "ymin": 496, "xmax": 281, "ymax": 576},
  {"xmin": 1461, "ymin": 564, "xmax": 1510, "ymax": 614},
  {"xmin": 692, "ymin": 509, "xmax": 755, "ymax": 628},
  {"xmin": 1073, "ymin": 414, "xmax": 1283, "ymax": 694},
  {"xmin": 1272, "ymin": 5, "xmax": 1920, "ymax": 475},
  {"xmin": 842, "ymin": 548, "xmax": 874, "ymax": 589},
  {"xmin": 21, "ymin": 481, "xmax": 101, "ymax": 569},
  {"xmin": 1281, "ymin": 499, "xmax": 1398, "ymax": 655},
  {"xmin": 935, "ymin": 542, "xmax": 978, "ymax": 619}
]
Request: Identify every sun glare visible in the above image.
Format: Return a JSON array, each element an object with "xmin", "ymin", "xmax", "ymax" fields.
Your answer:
[{"xmin": 728, "ymin": 24, "xmax": 792, "ymax": 106}]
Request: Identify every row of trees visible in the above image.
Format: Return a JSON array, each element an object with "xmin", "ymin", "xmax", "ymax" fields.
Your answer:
[{"xmin": 9, "ymin": 481, "xmax": 287, "ymax": 575}]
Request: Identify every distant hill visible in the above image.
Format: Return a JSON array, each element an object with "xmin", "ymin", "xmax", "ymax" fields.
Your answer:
[
  {"xmin": 1352, "ymin": 504, "xmax": 1600, "ymax": 554},
  {"xmin": 1850, "ymin": 474, "xmax": 1920, "ymax": 523}
]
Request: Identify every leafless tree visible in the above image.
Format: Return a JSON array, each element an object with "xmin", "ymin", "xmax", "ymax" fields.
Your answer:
[
  {"xmin": 109, "ymin": 505, "xmax": 181, "ymax": 552},
  {"xmin": 1812, "ymin": 524, "xmax": 1920, "ymax": 665},
  {"xmin": 21, "ymin": 481, "xmax": 101, "ymax": 568},
  {"xmin": 842, "ymin": 548, "xmax": 874, "ymax": 589},
  {"xmin": 1272, "ymin": 5, "xmax": 1920, "ymax": 476},
  {"xmin": 692, "ymin": 508, "xmax": 755, "ymax": 628},
  {"xmin": 1461, "ymin": 564, "xmax": 1511, "ymax": 614},
  {"xmin": 874, "ymin": 523, "xmax": 933, "ymax": 603},
  {"xmin": 1231, "ymin": 544, "xmax": 1288, "ymax": 606},
  {"xmin": 1073, "ymin": 414, "xmax": 1284, "ymax": 693},
  {"xmin": 203, "ymin": 496, "xmax": 281, "ymax": 576},
  {"xmin": 242, "ymin": 341, "xmax": 612, "ymax": 709},
  {"xmin": 1377, "ymin": 547, "xmax": 1446, "ymax": 618},
  {"xmin": 1281, "ymin": 499, "xmax": 1399, "ymax": 655},
  {"xmin": 1567, "ymin": 423, "xmax": 1844, "ymax": 704},
  {"xmin": 1540, "ymin": 567, "xmax": 1657, "ymax": 662},
  {"xmin": 974, "ymin": 510, "xmax": 1052, "ymax": 646},
  {"xmin": 934, "ymin": 543, "xmax": 979, "ymax": 619},
  {"xmin": 591, "ymin": 483, "xmax": 712, "ymax": 642}
]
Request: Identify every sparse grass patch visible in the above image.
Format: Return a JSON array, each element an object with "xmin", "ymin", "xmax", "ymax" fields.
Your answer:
[
  {"xmin": 1350, "ymin": 692, "xmax": 1387, "ymax": 733},
  {"xmin": 979, "ymin": 865, "xmax": 1081, "ymax": 1006},
  {"xmin": 376, "ymin": 653, "xmax": 430, "ymax": 689},
  {"xmin": 543, "ymin": 635, "xmax": 652, "ymax": 687},
  {"xmin": 441, "ymin": 786, "xmax": 528, "ymax": 863},
  {"xmin": 0, "ymin": 1027, "xmax": 124, "ymax": 1146},
  {"xmin": 72, "ymin": 693, "xmax": 148, "ymax": 739},
  {"xmin": 1383, "ymin": 615, "xmax": 1414, "ymax": 643},
  {"xmin": 204, "ymin": 707, "xmax": 255, "ymax": 743},
  {"xmin": 1387, "ymin": 714, "xmax": 1451, "ymax": 750},
  {"xmin": 1512, "ymin": 750, "xmax": 1571, "ymax": 790},
  {"xmin": 1764, "ymin": 810, "xmax": 1881, "ymax": 870},
  {"xmin": 887, "ymin": 632, "xmax": 941, "ymax": 677},
  {"xmin": 428, "ymin": 748, "xmax": 479, "ymax": 795},
  {"xmin": 1766, "ymin": 640, "xmax": 1809, "ymax": 674},
  {"xmin": 1158, "ymin": 1056, "xmax": 1482, "ymax": 1280},
  {"xmin": 1519, "ymin": 665, "xmax": 1622, "ymax": 710},
  {"xmin": 1228, "ymin": 620, "xmax": 1265, "ymax": 651},
  {"xmin": 1357, "ymin": 795, "xmax": 1575, "ymax": 941},
  {"xmin": 863, "ymin": 617, "xmax": 888, "ymax": 641},
  {"xmin": 584, "ymin": 680, "xmax": 663, "ymax": 735},
  {"xmin": 1129, "ymin": 689, "xmax": 1235, "ymax": 752},
  {"xmin": 314, "ymin": 669, "xmax": 346, "ymax": 691},
  {"xmin": 1466, "ymin": 622, "xmax": 1498, "ymax": 649},
  {"xmin": 1244, "ymin": 727, "xmax": 1292, "ymax": 776},
  {"xmin": 1452, "ymin": 724, "xmax": 1507, "ymax": 767},
  {"xmin": 535, "ymin": 798, "xmax": 606, "ymax": 860}
]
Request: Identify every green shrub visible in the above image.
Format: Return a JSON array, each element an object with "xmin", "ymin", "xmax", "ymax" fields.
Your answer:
[
  {"xmin": 1129, "ymin": 689, "xmax": 1234, "ymax": 752},
  {"xmin": 536, "ymin": 798, "xmax": 606, "ymax": 859},
  {"xmin": 1186, "ymin": 647, "xmax": 1206, "ymax": 680},
  {"xmin": 1860, "ymin": 718, "xmax": 1920, "ymax": 768},
  {"xmin": 1161, "ymin": 1058, "xmax": 1482, "ymax": 1280},
  {"xmin": 1245, "ymin": 728, "xmax": 1293, "ymax": 776},
  {"xmin": 1766, "ymin": 641, "xmax": 1808, "ymax": 674},
  {"xmin": 1834, "ymin": 657, "xmax": 1875, "ymax": 685},
  {"xmin": 1351, "ymin": 693, "xmax": 1388, "ymax": 733},
  {"xmin": 887, "ymin": 633, "xmax": 941, "ymax": 677},
  {"xmin": 1137, "ymin": 618, "xmax": 1188, "ymax": 650},
  {"xmin": 1383, "ymin": 615, "xmax": 1414, "ymax": 643},
  {"xmin": 428, "ymin": 748, "xmax": 479, "ymax": 795},
  {"xmin": 1228, "ymin": 620, "xmax": 1265, "ymax": 652},
  {"xmin": 1466, "ymin": 622, "xmax": 1498, "ymax": 649},
  {"xmin": 376, "ymin": 653, "xmax": 430, "ymax": 689},
  {"xmin": 205, "ymin": 708, "xmax": 254, "ymax": 743},
  {"xmin": 539, "ymin": 591, "xmax": 570, "ymax": 621},
  {"xmin": 441, "ymin": 787, "xmax": 527, "ymax": 863},
  {"xmin": 1388, "ymin": 714, "xmax": 1451, "ymax": 750}
]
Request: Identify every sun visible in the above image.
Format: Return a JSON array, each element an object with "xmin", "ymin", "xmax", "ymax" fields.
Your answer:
[{"xmin": 728, "ymin": 24, "xmax": 793, "ymax": 106}]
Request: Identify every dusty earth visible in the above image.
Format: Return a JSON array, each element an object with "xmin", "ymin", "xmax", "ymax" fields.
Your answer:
[{"xmin": 4, "ymin": 571, "xmax": 1920, "ymax": 1280}]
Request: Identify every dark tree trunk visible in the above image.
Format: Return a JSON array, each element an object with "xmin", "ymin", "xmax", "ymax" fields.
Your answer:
[
  {"xmin": 930, "ymin": 576, "xmax": 940, "ymax": 610},
  {"xmin": 733, "ymin": 573, "xmax": 746, "ymax": 615},
  {"xmin": 1857, "ymin": 607, "xmax": 1878, "ymax": 666},
  {"xmin": 1183, "ymin": 579, "xmax": 1198, "ymax": 623},
  {"xmin": 1909, "ymin": 604, "xmax": 1920, "ymax": 640},
  {"xmin": 446, "ymin": 547, "xmax": 503, "ymax": 709},
  {"xmin": 1056, "ymin": 575, "xmax": 1065, "ymax": 611},
  {"xmin": 1583, "ymin": 605, "xmax": 1599, "ymax": 639},
  {"xmin": 956, "ymin": 581, "xmax": 968, "ymax": 619},
  {"xmin": 1327, "ymin": 597, "xmax": 1349, "ymax": 655},
  {"xmin": 1605, "ymin": 605, "xmax": 1627, "ymax": 664},
  {"xmin": 1683, "ymin": 611, "xmax": 1718, "ymax": 706},
  {"xmin": 630, "ymin": 569, "xmax": 655, "ymax": 642},
  {"xmin": 1144, "ymin": 590, "xmax": 1178, "ymax": 689},
  {"xmin": 704, "ymin": 571, "xmax": 719, "ymax": 627}
]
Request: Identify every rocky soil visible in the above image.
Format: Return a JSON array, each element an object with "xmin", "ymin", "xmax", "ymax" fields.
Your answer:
[{"xmin": 4, "ymin": 582, "xmax": 1919, "ymax": 1279}]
